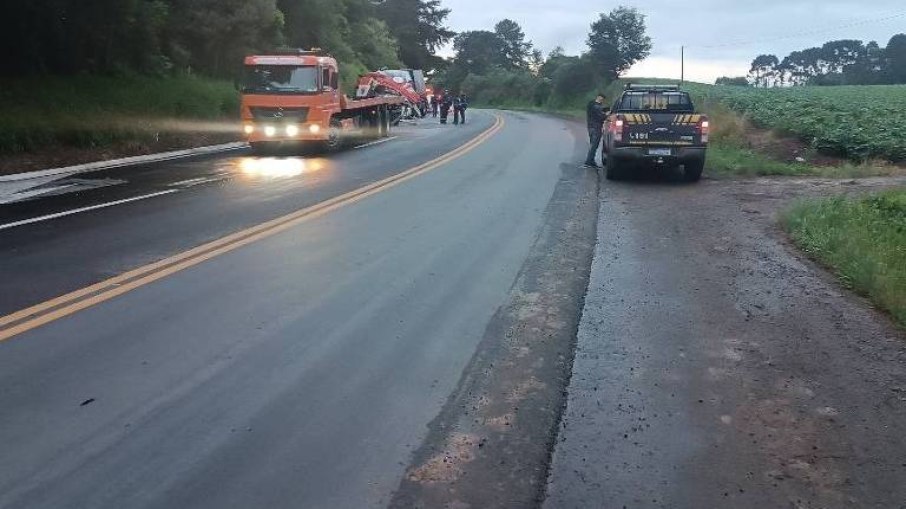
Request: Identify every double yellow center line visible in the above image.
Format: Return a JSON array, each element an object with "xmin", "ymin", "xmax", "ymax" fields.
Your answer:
[{"xmin": 0, "ymin": 115, "xmax": 505, "ymax": 342}]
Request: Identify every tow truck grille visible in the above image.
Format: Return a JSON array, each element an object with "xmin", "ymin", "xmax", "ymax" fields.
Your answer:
[{"xmin": 249, "ymin": 107, "xmax": 309, "ymax": 122}]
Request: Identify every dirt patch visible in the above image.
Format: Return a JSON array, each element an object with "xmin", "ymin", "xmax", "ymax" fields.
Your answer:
[
  {"xmin": 743, "ymin": 127, "xmax": 844, "ymax": 167},
  {"xmin": 406, "ymin": 433, "xmax": 481, "ymax": 484},
  {"xmin": 0, "ymin": 132, "xmax": 239, "ymax": 176}
]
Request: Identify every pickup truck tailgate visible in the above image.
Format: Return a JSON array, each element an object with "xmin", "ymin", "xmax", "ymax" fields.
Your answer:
[{"xmin": 624, "ymin": 113, "xmax": 704, "ymax": 146}]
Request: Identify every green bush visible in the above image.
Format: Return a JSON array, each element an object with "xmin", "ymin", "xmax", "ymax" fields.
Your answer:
[
  {"xmin": 0, "ymin": 75, "xmax": 240, "ymax": 154},
  {"xmin": 460, "ymin": 69, "xmax": 551, "ymax": 108},
  {"xmin": 782, "ymin": 189, "xmax": 906, "ymax": 328}
]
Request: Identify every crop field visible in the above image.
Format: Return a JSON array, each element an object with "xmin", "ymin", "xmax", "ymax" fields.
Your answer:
[{"xmin": 687, "ymin": 84, "xmax": 906, "ymax": 163}]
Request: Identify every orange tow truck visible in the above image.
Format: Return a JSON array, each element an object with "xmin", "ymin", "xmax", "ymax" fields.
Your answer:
[{"xmin": 241, "ymin": 50, "xmax": 405, "ymax": 153}]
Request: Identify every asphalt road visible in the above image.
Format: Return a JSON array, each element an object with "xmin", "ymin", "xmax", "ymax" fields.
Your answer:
[{"xmin": 0, "ymin": 111, "xmax": 594, "ymax": 508}]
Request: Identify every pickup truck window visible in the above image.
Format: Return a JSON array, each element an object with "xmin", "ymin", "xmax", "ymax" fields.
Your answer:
[
  {"xmin": 242, "ymin": 65, "xmax": 320, "ymax": 95},
  {"xmin": 618, "ymin": 91, "xmax": 693, "ymax": 112}
]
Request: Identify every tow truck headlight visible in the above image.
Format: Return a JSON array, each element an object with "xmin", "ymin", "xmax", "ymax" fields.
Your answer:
[
  {"xmin": 243, "ymin": 124, "xmax": 255, "ymax": 135},
  {"xmin": 285, "ymin": 125, "xmax": 300, "ymax": 137},
  {"xmin": 309, "ymin": 124, "xmax": 321, "ymax": 134},
  {"xmin": 264, "ymin": 125, "xmax": 277, "ymax": 137}
]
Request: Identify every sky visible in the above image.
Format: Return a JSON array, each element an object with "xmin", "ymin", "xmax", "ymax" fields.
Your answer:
[{"xmin": 437, "ymin": 0, "xmax": 906, "ymax": 83}]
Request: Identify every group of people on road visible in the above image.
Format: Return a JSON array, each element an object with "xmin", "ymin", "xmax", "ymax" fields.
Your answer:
[
  {"xmin": 585, "ymin": 92, "xmax": 610, "ymax": 169},
  {"xmin": 430, "ymin": 91, "xmax": 468, "ymax": 126}
]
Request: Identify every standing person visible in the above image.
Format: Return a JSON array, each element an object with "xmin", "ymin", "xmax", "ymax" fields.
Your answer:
[
  {"xmin": 431, "ymin": 92, "xmax": 439, "ymax": 117},
  {"xmin": 452, "ymin": 94, "xmax": 462, "ymax": 125},
  {"xmin": 439, "ymin": 91, "xmax": 453, "ymax": 124},
  {"xmin": 453, "ymin": 93, "xmax": 468, "ymax": 125},
  {"xmin": 584, "ymin": 93, "xmax": 608, "ymax": 168}
]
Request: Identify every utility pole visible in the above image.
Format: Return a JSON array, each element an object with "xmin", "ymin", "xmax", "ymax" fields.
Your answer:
[{"xmin": 680, "ymin": 46, "xmax": 685, "ymax": 85}]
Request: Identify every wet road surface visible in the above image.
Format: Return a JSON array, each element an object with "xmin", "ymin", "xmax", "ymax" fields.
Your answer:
[
  {"xmin": 0, "ymin": 111, "xmax": 595, "ymax": 508},
  {"xmin": 3, "ymin": 109, "xmax": 905, "ymax": 509}
]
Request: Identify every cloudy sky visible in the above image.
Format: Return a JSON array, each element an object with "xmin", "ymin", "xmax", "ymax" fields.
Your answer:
[{"xmin": 438, "ymin": 0, "xmax": 906, "ymax": 82}]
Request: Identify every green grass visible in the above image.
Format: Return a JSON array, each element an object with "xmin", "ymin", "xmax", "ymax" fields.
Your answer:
[
  {"xmin": 0, "ymin": 75, "xmax": 240, "ymax": 153},
  {"xmin": 782, "ymin": 189, "xmax": 906, "ymax": 328}
]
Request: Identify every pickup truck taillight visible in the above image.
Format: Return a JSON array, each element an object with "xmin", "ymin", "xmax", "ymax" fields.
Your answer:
[
  {"xmin": 698, "ymin": 116, "xmax": 710, "ymax": 144},
  {"xmin": 611, "ymin": 116, "xmax": 625, "ymax": 143}
]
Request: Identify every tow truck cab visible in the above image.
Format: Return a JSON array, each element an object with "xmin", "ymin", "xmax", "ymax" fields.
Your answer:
[
  {"xmin": 603, "ymin": 84, "xmax": 709, "ymax": 182},
  {"xmin": 241, "ymin": 51, "xmax": 343, "ymax": 147}
]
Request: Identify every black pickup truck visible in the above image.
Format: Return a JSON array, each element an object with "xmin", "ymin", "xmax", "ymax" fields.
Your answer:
[{"xmin": 603, "ymin": 84, "xmax": 709, "ymax": 182}]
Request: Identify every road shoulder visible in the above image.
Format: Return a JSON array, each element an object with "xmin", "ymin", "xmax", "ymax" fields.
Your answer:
[
  {"xmin": 545, "ymin": 176, "xmax": 906, "ymax": 508},
  {"xmin": 390, "ymin": 123, "xmax": 599, "ymax": 507}
]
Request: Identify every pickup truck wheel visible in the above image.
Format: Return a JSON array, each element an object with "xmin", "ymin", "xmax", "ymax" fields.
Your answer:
[
  {"xmin": 380, "ymin": 106, "xmax": 391, "ymax": 137},
  {"xmin": 605, "ymin": 156, "xmax": 623, "ymax": 181},
  {"xmin": 683, "ymin": 159, "xmax": 704, "ymax": 182}
]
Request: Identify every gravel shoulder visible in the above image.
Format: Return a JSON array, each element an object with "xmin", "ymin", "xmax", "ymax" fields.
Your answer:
[{"xmin": 545, "ymin": 173, "xmax": 906, "ymax": 508}]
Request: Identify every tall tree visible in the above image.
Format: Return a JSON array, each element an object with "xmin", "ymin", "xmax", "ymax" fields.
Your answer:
[
  {"xmin": 748, "ymin": 54, "xmax": 779, "ymax": 87},
  {"xmin": 539, "ymin": 46, "xmax": 572, "ymax": 78},
  {"xmin": 167, "ymin": 0, "xmax": 283, "ymax": 76},
  {"xmin": 2, "ymin": 0, "xmax": 176, "ymax": 75},
  {"xmin": 376, "ymin": 0, "xmax": 454, "ymax": 69},
  {"xmin": 494, "ymin": 19, "xmax": 532, "ymax": 70},
  {"xmin": 586, "ymin": 6, "xmax": 652, "ymax": 80},
  {"xmin": 886, "ymin": 33, "xmax": 906, "ymax": 84},
  {"xmin": 452, "ymin": 31, "xmax": 506, "ymax": 71}
]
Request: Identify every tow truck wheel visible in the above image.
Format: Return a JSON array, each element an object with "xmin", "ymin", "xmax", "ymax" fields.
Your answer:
[
  {"xmin": 324, "ymin": 119, "xmax": 343, "ymax": 152},
  {"xmin": 683, "ymin": 159, "xmax": 704, "ymax": 182},
  {"xmin": 382, "ymin": 107, "xmax": 392, "ymax": 137},
  {"xmin": 249, "ymin": 141, "xmax": 270, "ymax": 156},
  {"xmin": 377, "ymin": 106, "xmax": 388, "ymax": 138},
  {"xmin": 605, "ymin": 156, "xmax": 623, "ymax": 181}
]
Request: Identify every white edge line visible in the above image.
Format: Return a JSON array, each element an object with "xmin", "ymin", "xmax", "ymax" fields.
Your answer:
[
  {"xmin": 354, "ymin": 136, "xmax": 399, "ymax": 150},
  {"xmin": 0, "ymin": 190, "xmax": 180, "ymax": 231}
]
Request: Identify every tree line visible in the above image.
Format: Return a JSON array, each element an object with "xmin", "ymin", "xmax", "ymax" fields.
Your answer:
[
  {"xmin": 1, "ymin": 0, "xmax": 454, "ymax": 80},
  {"xmin": 2, "ymin": 0, "xmax": 654, "ymax": 106},
  {"xmin": 719, "ymin": 34, "xmax": 906, "ymax": 87},
  {"xmin": 438, "ymin": 6, "xmax": 651, "ymax": 108}
]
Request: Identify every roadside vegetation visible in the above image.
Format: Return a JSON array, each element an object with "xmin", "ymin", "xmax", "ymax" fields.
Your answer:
[
  {"xmin": 440, "ymin": 7, "xmax": 652, "ymax": 114},
  {"xmin": 689, "ymin": 83, "xmax": 906, "ymax": 163},
  {"xmin": 1, "ymin": 0, "xmax": 453, "ymax": 159},
  {"xmin": 782, "ymin": 190, "xmax": 906, "ymax": 328},
  {"xmin": 0, "ymin": 75, "xmax": 240, "ymax": 154},
  {"xmin": 687, "ymin": 85, "xmax": 905, "ymax": 178},
  {"xmin": 439, "ymin": 16, "xmax": 906, "ymax": 178},
  {"xmin": 485, "ymin": 77, "xmax": 905, "ymax": 178}
]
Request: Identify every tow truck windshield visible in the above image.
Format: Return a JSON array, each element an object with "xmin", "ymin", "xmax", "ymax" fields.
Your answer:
[{"xmin": 242, "ymin": 65, "xmax": 320, "ymax": 95}]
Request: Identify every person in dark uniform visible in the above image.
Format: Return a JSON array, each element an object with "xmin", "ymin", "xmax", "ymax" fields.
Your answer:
[
  {"xmin": 584, "ymin": 93, "xmax": 608, "ymax": 168},
  {"xmin": 439, "ymin": 91, "xmax": 453, "ymax": 124},
  {"xmin": 431, "ymin": 93, "xmax": 440, "ymax": 117},
  {"xmin": 452, "ymin": 93, "xmax": 468, "ymax": 125}
]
